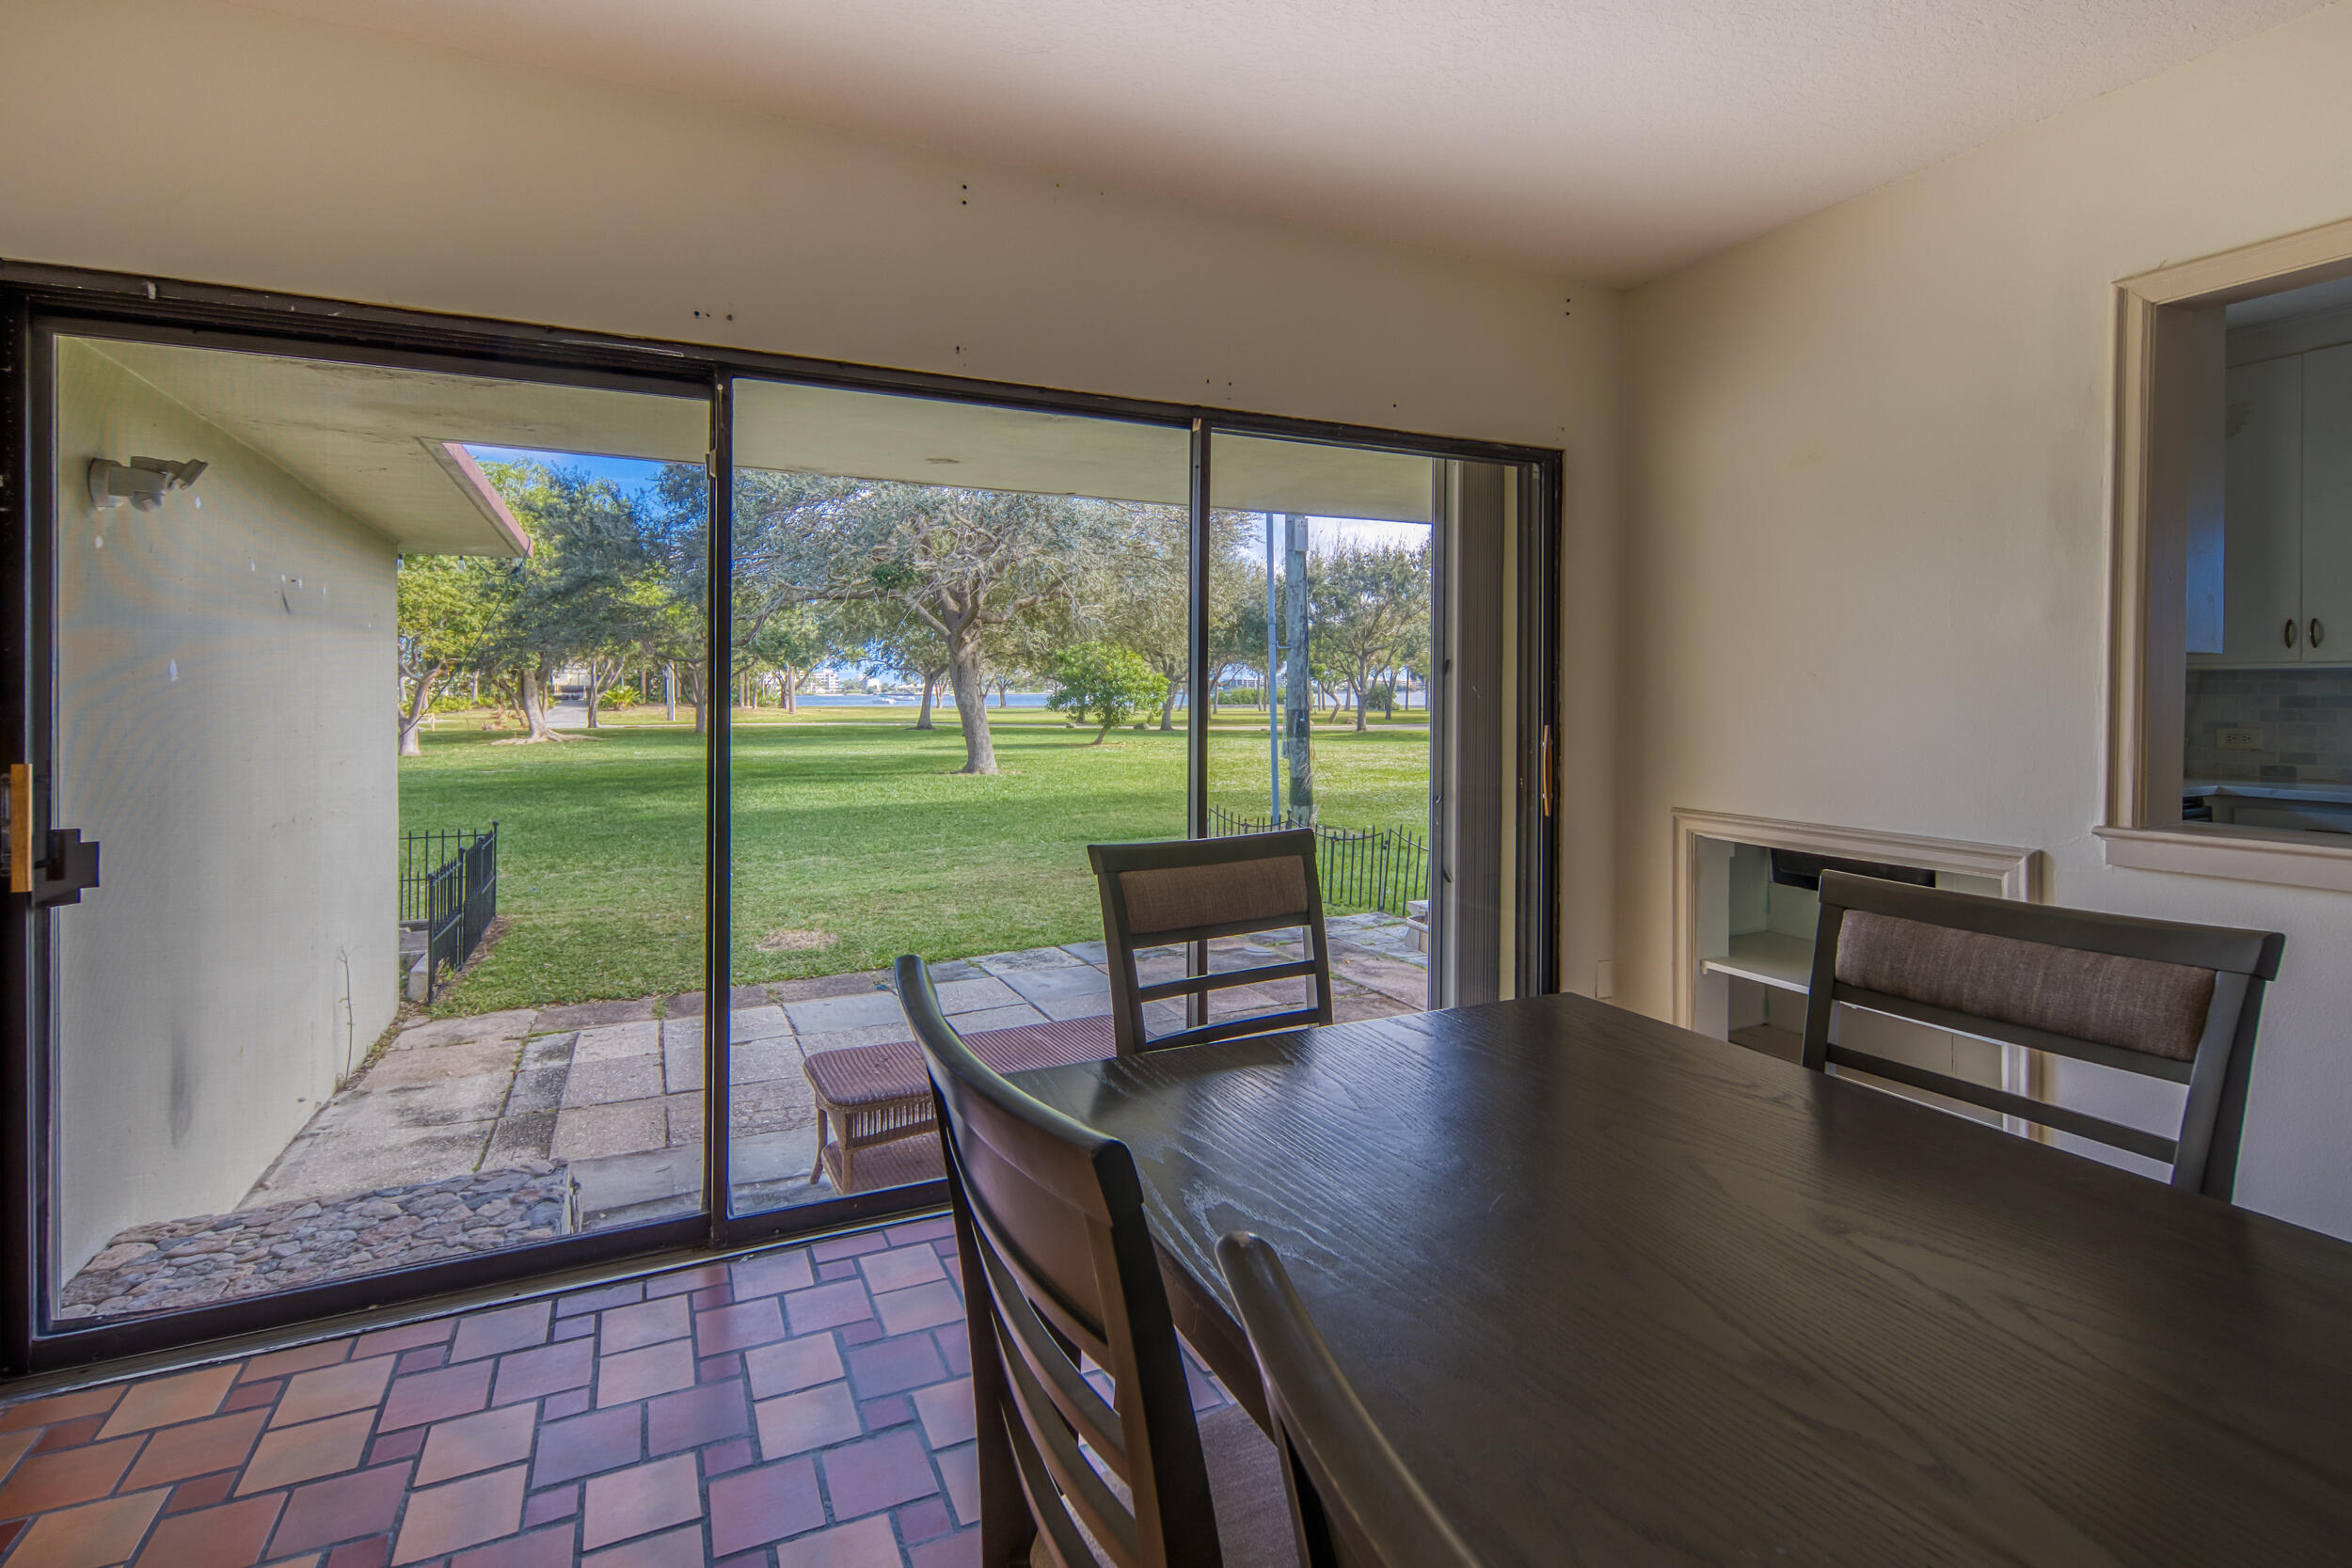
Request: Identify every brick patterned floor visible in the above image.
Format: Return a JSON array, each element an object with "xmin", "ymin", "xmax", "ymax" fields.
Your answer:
[{"xmin": 0, "ymin": 1216, "xmax": 1228, "ymax": 1566}]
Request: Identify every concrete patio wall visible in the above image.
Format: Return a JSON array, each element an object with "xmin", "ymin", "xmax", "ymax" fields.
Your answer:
[{"xmin": 52, "ymin": 340, "xmax": 399, "ymax": 1276}]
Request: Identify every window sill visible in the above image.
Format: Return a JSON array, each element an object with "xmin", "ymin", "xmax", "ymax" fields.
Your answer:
[{"xmin": 2096, "ymin": 823, "xmax": 2352, "ymax": 893}]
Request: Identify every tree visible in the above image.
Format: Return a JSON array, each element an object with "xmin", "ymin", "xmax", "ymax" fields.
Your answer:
[
  {"xmin": 732, "ymin": 473, "xmax": 1118, "ymax": 774},
  {"xmin": 739, "ymin": 600, "xmax": 836, "ymax": 716},
  {"xmin": 465, "ymin": 459, "xmax": 708, "ymax": 741},
  {"xmin": 395, "ymin": 553, "xmax": 498, "ymax": 754},
  {"xmin": 1048, "ymin": 642, "xmax": 1166, "ymax": 744},
  {"xmin": 1312, "ymin": 541, "xmax": 1431, "ymax": 732},
  {"xmin": 1084, "ymin": 506, "xmax": 1249, "ymax": 731}
]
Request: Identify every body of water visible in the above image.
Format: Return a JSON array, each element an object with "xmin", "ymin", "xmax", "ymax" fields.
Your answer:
[{"xmin": 791, "ymin": 692, "xmax": 1064, "ymax": 707}]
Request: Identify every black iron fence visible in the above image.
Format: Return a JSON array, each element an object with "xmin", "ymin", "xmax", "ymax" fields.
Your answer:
[
  {"xmin": 404, "ymin": 825, "xmax": 498, "ymax": 1000},
  {"xmin": 1206, "ymin": 806, "xmax": 1429, "ymax": 918}
]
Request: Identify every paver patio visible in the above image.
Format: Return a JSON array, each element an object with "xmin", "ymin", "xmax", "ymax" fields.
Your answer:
[{"xmin": 62, "ymin": 918, "xmax": 1426, "ymax": 1315}]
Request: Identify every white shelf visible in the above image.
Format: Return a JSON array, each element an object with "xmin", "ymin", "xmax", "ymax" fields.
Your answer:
[{"xmin": 1701, "ymin": 930, "xmax": 1815, "ymax": 995}]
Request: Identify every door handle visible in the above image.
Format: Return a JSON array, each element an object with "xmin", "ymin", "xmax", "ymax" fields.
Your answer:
[
  {"xmin": 2313, "ymin": 618, "xmax": 2327, "ymax": 651},
  {"xmin": 36, "ymin": 830, "xmax": 101, "ymax": 906},
  {"xmin": 2286, "ymin": 618, "xmax": 2300, "ymax": 649},
  {"xmin": 8, "ymin": 767, "xmax": 100, "ymax": 906},
  {"xmin": 1540, "ymin": 725, "xmax": 1555, "ymax": 817},
  {"xmin": 7, "ymin": 764, "xmax": 28, "ymax": 895}
]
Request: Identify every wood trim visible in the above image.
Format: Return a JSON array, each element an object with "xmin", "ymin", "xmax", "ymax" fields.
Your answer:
[
  {"xmin": 2096, "ymin": 822, "xmax": 2352, "ymax": 893},
  {"xmin": 1669, "ymin": 810, "xmax": 2038, "ymax": 1031},
  {"xmin": 2110, "ymin": 215, "xmax": 2352, "ymax": 842},
  {"xmin": 2119, "ymin": 214, "xmax": 2352, "ymax": 307},
  {"xmin": 1670, "ymin": 811, "xmax": 2042, "ymax": 1135}
]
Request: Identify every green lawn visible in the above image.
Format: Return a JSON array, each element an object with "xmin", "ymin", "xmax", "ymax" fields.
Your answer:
[{"xmin": 401, "ymin": 705, "xmax": 1429, "ymax": 1014}]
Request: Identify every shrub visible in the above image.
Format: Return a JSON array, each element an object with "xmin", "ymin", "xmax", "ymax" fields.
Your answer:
[{"xmin": 1046, "ymin": 643, "xmax": 1167, "ymax": 745}]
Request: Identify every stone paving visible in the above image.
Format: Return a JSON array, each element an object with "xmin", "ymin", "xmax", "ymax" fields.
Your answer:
[
  {"xmin": 58, "ymin": 1168, "xmax": 575, "ymax": 1322},
  {"xmin": 61, "ymin": 916, "xmax": 1427, "ymax": 1317}
]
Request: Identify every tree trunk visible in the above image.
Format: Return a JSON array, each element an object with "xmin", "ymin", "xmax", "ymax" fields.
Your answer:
[
  {"xmin": 517, "ymin": 660, "xmax": 560, "ymax": 741},
  {"xmin": 783, "ymin": 664, "xmax": 799, "ymax": 715},
  {"xmin": 584, "ymin": 664, "xmax": 604, "ymax": 729},
  {"xmin": 691, "ymin": 659, "xmax": 708, "ymax": 735},
  {"xmin": 915, "ymin": 670, "xmax": 939, "ymax": 731},
  {"xmin": 398, "ymin": 658, "xmax": 446, "ymax": 756},
  {"xmin": 946, "ymin": 638, "xmax": 999, "ymax": 774},
  {"xmin": 664, "ymin": 663, "xmax": 678, "ymax": 722},
  {"xmin": 1354, "ymin": 675, "xmax": 1370, "ymax": 733},
  {"xmin": 1157, "ymin": 678, "xmax": 1178, "ymax": 732}
]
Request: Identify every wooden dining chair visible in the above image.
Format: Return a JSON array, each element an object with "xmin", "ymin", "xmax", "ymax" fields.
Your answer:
[
  {"xmin": 1217, "ymin": 1233, "xmax": 1485, "ymax": 1568},
  {"xmin": 897, "ymin": 956, "xmax": 1295, "ymax": 1568},
  {"xmin": 1802, "ymin": 870, "xmax": 2285, "ymax": 1200},
  {"xmin": 1088, "ymin": 831, "xmax": 1334, "ymax": 1055}
]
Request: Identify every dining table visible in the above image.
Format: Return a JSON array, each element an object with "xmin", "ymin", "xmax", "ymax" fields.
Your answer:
[{"xmin": 1008, "ymin": 990, "xmax": 2352, "ymax": 1566}]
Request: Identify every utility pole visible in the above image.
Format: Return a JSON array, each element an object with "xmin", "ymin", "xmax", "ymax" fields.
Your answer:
[
  {"xmin": 1265, "ymin": 514, "xmax": 1279, "ymax": 821},
  {"xmin": 1283, "ymin": 514, "xmax": 1315, "ymax": 826}
]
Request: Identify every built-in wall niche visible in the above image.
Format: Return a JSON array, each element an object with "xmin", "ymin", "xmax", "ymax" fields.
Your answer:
[{"xmin": 1671, "ymin": 812, "xmax": 2041, "ymax": 1132}]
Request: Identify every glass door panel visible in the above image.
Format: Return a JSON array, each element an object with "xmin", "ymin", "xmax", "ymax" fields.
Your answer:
[
  {"xmin": 44, "ymin": 329, "xmax": 710, "ymax": 1326},
  {"xmin": 1207, "ymin": 434, "xmax": 1514, "ymax": 1016},
  {"xmin": 725, "ymin": 379, "xmax": 1190, "ymax": 1214}
]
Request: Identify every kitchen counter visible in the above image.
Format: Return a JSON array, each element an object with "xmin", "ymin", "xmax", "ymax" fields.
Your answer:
[{"xmin": 2185, "ymin": 780, "xmax": 2352, "ymax": 804}]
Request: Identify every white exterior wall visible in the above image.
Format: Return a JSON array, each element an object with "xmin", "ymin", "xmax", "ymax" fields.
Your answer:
[
  {"xmin": 1620, "ymin": 6, "xmax": 2352, "ymax": 1239},
  {"xmin": 0, "ymin": 0, "xmax": 1622, "ymax": 1009},
  {"xmin": 53, "ymin": 341, "xmax": 399, "ymax": 1276}
]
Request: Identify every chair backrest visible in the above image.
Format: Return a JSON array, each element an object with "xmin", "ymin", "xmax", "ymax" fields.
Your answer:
[
  {"xmin": 1801, "ymin": 871, "xmax": 2285, "ymax": 1200},
  {"xmin": 1089, "ymin": 831, "xmax": 1334, "ymax": 1055},
  {"xmin": 898, "ymin": 955, "xmax": 1223, "ymax": 1568},
  {"xmin": 1216, "ymin": 1233, "xmax": 1484, "ymax": 1568}
]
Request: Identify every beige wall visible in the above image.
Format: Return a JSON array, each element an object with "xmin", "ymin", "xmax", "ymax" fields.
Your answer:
[
  {"xmin": 1621, "ymin": 5, "xmax": 2352, "ymax": 1238},
  {"xmin": 1, "ymin": 0, "xmax": 1621, "ymax": 999},
  {"xmin": 53, "ymin": 341, "xmax": 399, "ymax": 1280}
]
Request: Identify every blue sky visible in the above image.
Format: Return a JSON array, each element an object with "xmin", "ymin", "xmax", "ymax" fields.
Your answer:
[{"xmin": 467, "ymin": 446, "xmax": 673, "ymax": 498}]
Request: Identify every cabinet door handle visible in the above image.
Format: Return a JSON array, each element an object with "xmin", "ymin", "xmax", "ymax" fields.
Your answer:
[
  {"xmin": 2286, "ymin": 618, "xmax": 2300, "ymax": 648},
  {"xmin": 2313, "ymin": 618, "xmax": 2327, "ymax": 650}
]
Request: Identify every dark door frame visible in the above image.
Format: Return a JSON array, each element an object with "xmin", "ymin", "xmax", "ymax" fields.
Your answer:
[{"xmin": 1, "ymin": 261, "xmax": 1562, "ymax": 1376}]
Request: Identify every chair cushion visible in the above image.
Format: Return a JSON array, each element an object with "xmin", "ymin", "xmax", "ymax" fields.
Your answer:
[
  {"xmin": 803, "ymin": 1017, "xmax": 1117, "ymax": 1109},
  {"xmin": 1120, "ymin": 857, "xmax": 1311, "ymax": 936},
  {"xmin": 802, "ymin": 1040, "xmax": 927, "ymax": 1109},
  {"xmin": 1836, "ymin": 910, "xmax": 2217, "ymax": 1062}
]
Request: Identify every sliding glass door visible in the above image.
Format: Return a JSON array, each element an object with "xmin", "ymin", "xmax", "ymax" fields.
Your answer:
[
  {"xmin": 721, "ymin": 379, "xmax": 1192, "ymax": 1217},
  {"xmin": 5, "ymin": 277, "xmax": 1556, "ymax": 1369},
  {"xmin": 32, "ymin": 324, "xmax": 712, "ymax": 1337}
]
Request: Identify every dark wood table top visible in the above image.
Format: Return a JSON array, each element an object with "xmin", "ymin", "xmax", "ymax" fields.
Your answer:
[{"xmin": 1011, "ymin": 992, "xmax": 2352, "ymax": 1567}]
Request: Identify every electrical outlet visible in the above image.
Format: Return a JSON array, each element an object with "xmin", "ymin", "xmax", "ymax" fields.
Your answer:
[{"xmin": 2219, "ymin": 728, "xmax": 2263, "ymax": 751}]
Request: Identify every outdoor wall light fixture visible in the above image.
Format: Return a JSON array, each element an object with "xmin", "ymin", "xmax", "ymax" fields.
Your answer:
[{"xmin": 89, "ymin": 455, "xmax": 208, "ymax": 512}]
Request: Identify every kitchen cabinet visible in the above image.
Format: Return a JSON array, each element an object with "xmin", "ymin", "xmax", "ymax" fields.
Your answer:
[
  {"xmin": 2302, "ymin": 343, "xmax": 2352, "ymax": 656},
  {"xmin": 2213, "ymin": 355, "xmax": 2302, "ymax": 662},
  {"xmin": 2197, "ymin": 341, "xmax": 2352, "ymax": 664}
]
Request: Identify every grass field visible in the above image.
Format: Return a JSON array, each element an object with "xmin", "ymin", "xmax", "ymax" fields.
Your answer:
[{"xmin": 400, "ymin": 704, "xmax": 1430, "ymax": 1013}]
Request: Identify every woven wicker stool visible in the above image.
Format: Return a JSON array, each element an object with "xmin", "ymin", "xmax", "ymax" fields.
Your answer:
[{"xmin": 802, "ymin": 1014, "xmax": 1115, "ymax": 1193}]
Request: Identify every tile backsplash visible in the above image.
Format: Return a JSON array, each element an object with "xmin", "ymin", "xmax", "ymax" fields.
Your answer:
[{"xmin": 2185, "ymin": 666, "xmax": 2352, "ymax": 784}]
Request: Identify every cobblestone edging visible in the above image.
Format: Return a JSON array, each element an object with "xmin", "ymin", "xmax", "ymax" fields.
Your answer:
[{"xmin": 58, "ymin": 1162, "xmax": 576, "ymax": 1319}]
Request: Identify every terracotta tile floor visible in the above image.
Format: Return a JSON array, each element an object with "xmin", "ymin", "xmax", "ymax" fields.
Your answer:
[{"xmin": 0, "ymin": 1217, "xmax": 1232, "ymax": 1566}]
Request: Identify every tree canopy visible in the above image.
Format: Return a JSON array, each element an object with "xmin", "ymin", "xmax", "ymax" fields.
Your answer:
[{"xmin": 395, "ymin": 457, "xmax": 1435, "ymax": 781}]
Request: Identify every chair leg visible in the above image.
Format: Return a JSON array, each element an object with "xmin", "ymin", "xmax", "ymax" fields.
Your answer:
[{"xmin": 809, "ymin": 1106, "xmax": 829, "ymax": 1184}]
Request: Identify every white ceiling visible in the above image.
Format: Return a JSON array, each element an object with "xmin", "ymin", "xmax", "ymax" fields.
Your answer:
[
  {"xmin": 738, "ymin": 381, "xmax": 1443, "ymax": 521},
  {"xmin": 78, "ymin": 338, "xmax": 707, "ymax": 556},
  {"xmin": 236, "ymin": 0, "xmax": 2319, "ymax": 284}
]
